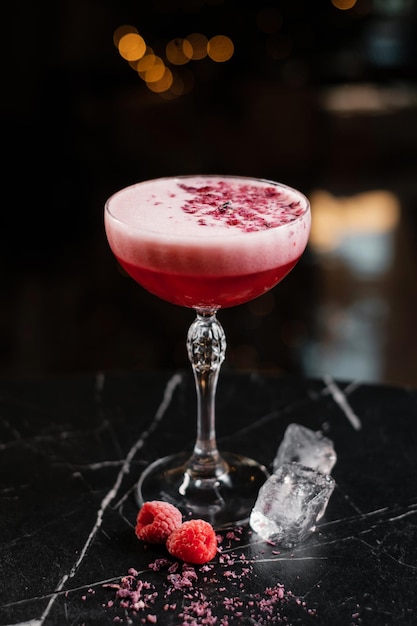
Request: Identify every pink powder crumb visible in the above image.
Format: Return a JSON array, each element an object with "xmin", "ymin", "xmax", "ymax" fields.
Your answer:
[
  {"xmin": 128, "ymin": 567, "xmax": 139, "ymax": 576},
  {"xmin": 149, "ymin": 558, "xmax": 171, "ymax": 571},
  {"xmin": 102, "ymin": 525, "xmax": 318, "ymax": 624}
]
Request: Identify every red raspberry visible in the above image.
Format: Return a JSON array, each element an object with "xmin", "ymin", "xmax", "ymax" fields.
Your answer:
[
  {"xmin": 135, "ymin": 501, "xmax": 183, "ymax": 544},
  {"xmin": 166, "ymin": 519, "xmax": 218, "ymax": 564}
]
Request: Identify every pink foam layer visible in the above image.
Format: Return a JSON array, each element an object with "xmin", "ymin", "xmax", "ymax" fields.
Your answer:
[{"xmin": 105, "ymin": 175, "xmax": 311, "ymax": 276}]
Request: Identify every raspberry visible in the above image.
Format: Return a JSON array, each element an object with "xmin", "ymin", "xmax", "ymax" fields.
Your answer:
[
  {"xmin": 166, "ymin": 519, "xmax": 218, "ymax": 564},
  {"xmin": 135, "ymin": 501, "xmax": 183, "ymax": 544}
]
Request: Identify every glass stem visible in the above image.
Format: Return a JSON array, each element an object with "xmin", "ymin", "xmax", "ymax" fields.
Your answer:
[{"xmin": 186, "ymin": 309, "xmax": 228, "ymax": 480}]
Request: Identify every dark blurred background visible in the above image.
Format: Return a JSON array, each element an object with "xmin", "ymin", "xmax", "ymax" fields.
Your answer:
[{"xmin": 2, "ymin": 0, "xmax": 417, "ymax": 385}]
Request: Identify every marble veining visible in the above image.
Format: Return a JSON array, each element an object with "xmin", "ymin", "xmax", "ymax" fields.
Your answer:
[{"xmin": 1, "ymin": 371, "xmax": 417, "ymax": 625}]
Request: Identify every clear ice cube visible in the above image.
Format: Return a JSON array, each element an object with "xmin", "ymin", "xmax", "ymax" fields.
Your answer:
[
  {"xmin": 250, "ymin": 462, "xmax": 335, "ymax": 547},
  {"xmin": 273, "ymin": 423, "xmax": 337, "ymax": 475}
]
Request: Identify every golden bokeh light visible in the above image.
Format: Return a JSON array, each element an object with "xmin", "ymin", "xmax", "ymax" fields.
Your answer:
[
  {"xmin": 207, "ymin": 35, "xmax": 234, "ymax": 62},
  {"xmin": 113, "ymin": 23, "xmax": 235, "ymax": 97},
  {"xmin": 130, "ymin": 46, "xmax": 155, "ymax": 71},
  {"xmin": 145, "ymin": 62, "xmax": 166, "ymax": 83},
  {"xmin": 166, "ymin": 38, "xmax": 193, "ymax": 65},
  {"xmin": 331, "ymin": 0, "xmax": 357, "ymax": 9},
  {"xmin": 146, "ymin": 67, "xmax": 174, "ymax": 93},
  {"xmin": 118, "ymin": 33, "xmax": 146, "ymax": 62},
  {"xmin": 137, "ymin": 54, "xmax": 166, "ymax": 83},
  {"xmin": 309, "ymin": 190, "xmax": 400, "ymax": 253},
  {"xmin": 113, "ymin": 25, "xmax": 138, "ymax": 47},
  {"xmin": 185, "ymin": 33, "xmax": 209, "ymax": 60},
  {"xmin": 136, "ymin": 53, "xmax": 158, "ymax": 73}
]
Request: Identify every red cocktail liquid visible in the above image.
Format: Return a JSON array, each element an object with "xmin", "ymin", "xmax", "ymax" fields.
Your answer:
[{"xmin": 115, "ymin": 256, "xmax": 301, "ymax": 309}]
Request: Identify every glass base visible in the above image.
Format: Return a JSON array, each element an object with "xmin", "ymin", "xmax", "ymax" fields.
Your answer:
[{"xmin": 136, "ymin": 451, "xmax": 269, "ymax": 529}]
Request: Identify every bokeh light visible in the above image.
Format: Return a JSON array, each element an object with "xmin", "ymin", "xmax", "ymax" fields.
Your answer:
[
  {"xmin": 309, "ymin": 190, "xmax": 400, "ymax": 253},
  {"xmin": 166, "ymin": 38, "xmax": 193, "ymax": 65},
  {"xmin": 207, "ymin": 35, "xmax": 234, "ymax": 62},
  {"xmin": 331, "ymin": 0, "xmax": 357, "ymax": 9},
  {"xmin": 185, "ymin": 33, "xmax": 209, "ymax": 60},
  {"xmin": 113, "ymin": 21, "xmax": 234, "ymax": 96},
  {"xmin": 137, "ymin": 54, "xmax": 166, "ymax": 83},
  {"xmin": 146, "ymin": 67, "xmax": 174, "ymax": 93},
  {"xmin": 118, "ymin": 32, "xmax": 146, "ymax": 62},
  {"xmin": 113, "ymin": 24, "xmax": 138, "ymax": 47}
]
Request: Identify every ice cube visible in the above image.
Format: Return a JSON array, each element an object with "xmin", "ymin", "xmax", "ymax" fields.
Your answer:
[
  {"xmin": 250, "ymin": 462, "xmax": 335, "ymax": 547},
  {"xmin": 273, "ymin": 423, "xmax": 337, "ymax": 475}
]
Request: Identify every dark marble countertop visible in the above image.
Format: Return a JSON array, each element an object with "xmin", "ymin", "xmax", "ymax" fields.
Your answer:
[{"xmin": 1, "ymin": 370, "xmax": 417, "ymax": 625}]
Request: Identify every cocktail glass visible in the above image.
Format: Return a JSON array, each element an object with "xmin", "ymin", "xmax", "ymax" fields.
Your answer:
[{"xmin": 104, "ymin": 175, "xmax": 311, "ymax": 528}]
